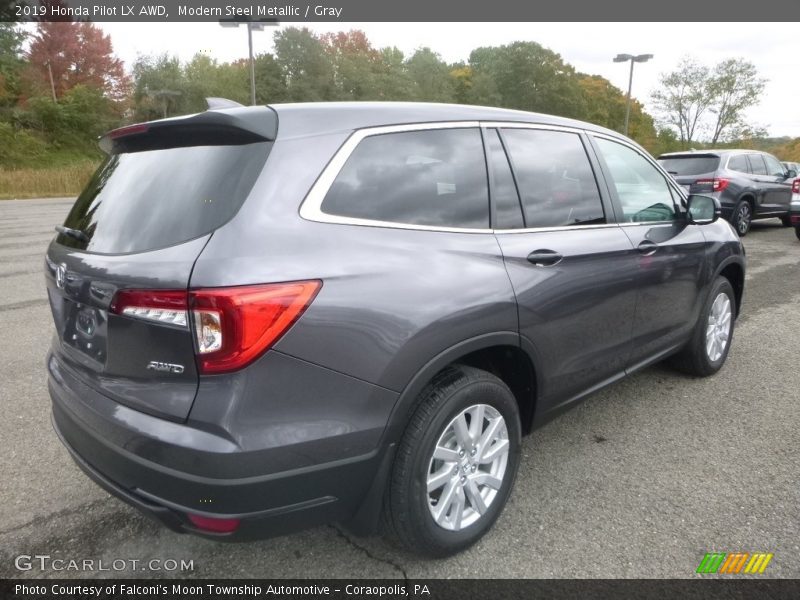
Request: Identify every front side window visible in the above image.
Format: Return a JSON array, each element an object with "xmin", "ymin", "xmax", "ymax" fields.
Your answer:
[
  {"xmin": 500, "ymin": 128, "xmax": 605, "ymax": 228},
  {"xmin": 320, "ymin": 128, "xmax": 489, "ymax": 229},
  {"xmin": 763, "ymin": 154, "xmax": 786, "ymax": 177},
  {"xmin": 595, "ymin": 138, "xmax": 678, "ymax": 223}
]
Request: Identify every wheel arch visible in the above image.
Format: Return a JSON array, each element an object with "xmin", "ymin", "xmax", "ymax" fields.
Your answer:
[{"xmin": 715, "ymin": 258, "xmax": 745, "ymax": 318}]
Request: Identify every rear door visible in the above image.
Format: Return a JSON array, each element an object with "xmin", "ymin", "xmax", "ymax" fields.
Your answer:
[
  {"xmin": 489, "ymin": 125, "xmax": 639, "ymax": 411},
  {"xmin": 45, "ymin": 114, "xmax": 273, "ymax": 421}
]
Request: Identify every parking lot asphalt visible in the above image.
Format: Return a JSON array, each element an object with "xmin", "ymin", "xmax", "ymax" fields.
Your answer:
[{"xmin": 1, "ymin": 197, "xmax": 798, "ymax": 579}]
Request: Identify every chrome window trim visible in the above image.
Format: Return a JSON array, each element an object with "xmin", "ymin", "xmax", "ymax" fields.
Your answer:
[{"xmin": 299, "ymin": 121, "xmax": 492, "ymax": 234}]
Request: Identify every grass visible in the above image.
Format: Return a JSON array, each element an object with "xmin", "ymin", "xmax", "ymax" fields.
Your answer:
[{"xmin": 0, "ymin": 162, "xmax": 98, "ymax": 200}]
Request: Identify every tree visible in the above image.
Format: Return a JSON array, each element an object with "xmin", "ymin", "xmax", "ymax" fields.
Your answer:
[
  {"xmin": 131, "ymin": 54, "xmax": 187, "ymax": 120},
  {"xmin": 0, "ymin": 23, "xmax": 26, "ymax": 108},
  {"xmin": 320, "ymin": 30, "xmax": 384, "ymax": 100},
  {"xmin": 651, "ymin": 57, "xmax": 712, "ymax": 148},
  {"xmin": 24, "ymin": 22, "xmax": 129, "ymax": 102},
  {"xmin": 273, "ymin": 27, "xmax": 335, "ymax": 101},
  {"xmin": 707, "ymin": 59, "xmax": 766, "ymax": 144},
  {"xmin": 253, "ymin": 53, "xmax": 288, "ymax": 104},
  {"xmin": 469, "ymin": 42, "xmax": 586, "ymax": 118},
  {"xmin": 406, "ymin": 48, "xmax": 454, "ymax": 102}
]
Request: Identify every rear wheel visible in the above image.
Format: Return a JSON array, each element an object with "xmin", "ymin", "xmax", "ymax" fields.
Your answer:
[
  {"xmin": 382, "ymin": 365, "xmax": 521, "ymax": 557},
  {"xmin": 780, "ymin": 215, "xmax": 792, "ymax": 227},
  {"xmin": 732, "ymin": 200, "xmax": 752, "ymax": 236},
  {"xmin": 671, "ymin": 277, "xmax": 736, "ymax": 377},
  {"xmin": 795, "ymin": 226, "xmax": 800, "ymax": 241}
]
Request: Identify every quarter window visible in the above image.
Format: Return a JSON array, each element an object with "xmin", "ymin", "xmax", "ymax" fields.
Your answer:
[
  {"xmin": 500, "ymin": 129, "xmax": 605, "ymax": 228},
  {"xmin": 595, "ymin": 138, "xmax": 678, "ymax": 223},
  {"xmin": 320, "ymin": 128, "xmax": 489, "ymax": 229},
  {"xmin": 727, "ymin": 154, "xmax": 749, "ymax": 173}
]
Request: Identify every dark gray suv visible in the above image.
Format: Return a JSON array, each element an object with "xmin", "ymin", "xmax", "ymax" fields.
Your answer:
[
  {"xmin": 658, "ymin": 149, "xmax": 796, "ymax": 236},
  {"xmin": 45, "ymin": 102, "xmax": 745, "ymax": 557}
]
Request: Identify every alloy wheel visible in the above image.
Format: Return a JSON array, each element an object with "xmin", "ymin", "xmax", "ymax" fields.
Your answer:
[
  {"xmin": 426, "ymin": 404, "xmax": 509, "ymax": 531},
  {"xmin": 705, "ymin": 292, "xmax": 732, "ymax": 362}
]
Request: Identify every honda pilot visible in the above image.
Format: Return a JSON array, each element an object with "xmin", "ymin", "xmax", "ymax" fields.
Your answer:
[{"xmin": 46, "ymin": 102, "xmax": 745, "ymax": 556}]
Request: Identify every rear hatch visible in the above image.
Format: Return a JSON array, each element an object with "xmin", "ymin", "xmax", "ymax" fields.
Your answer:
[
  {"xmin": 45, "ymin": 107, "xmax": 275, "ymax": 421},
  {"xmin": 657, "ymin": 154, "xmax": 721, "ymax": 194}
]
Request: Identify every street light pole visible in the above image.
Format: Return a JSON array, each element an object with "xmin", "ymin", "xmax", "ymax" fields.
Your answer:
[
  {"xmin": 613, "ymin": 53, "xmax": 653, "ymax": 136},
  {"xmin": 220, "ymin": 19, "xmax": 278, "ymax": 106}
]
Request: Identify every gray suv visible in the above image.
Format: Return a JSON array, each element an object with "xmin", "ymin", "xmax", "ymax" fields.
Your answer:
[
  {"xmin": 45, "ymin": 102, "xmax": 745, "ymax": 557},
  {"xmin": 658, "ymin": 149, "xmax": 796, "ymax": 236}
]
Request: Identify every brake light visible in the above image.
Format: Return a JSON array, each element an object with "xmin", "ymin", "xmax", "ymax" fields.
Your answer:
[
  {"xmin": 792, "ymin": 178, "xmax": 800, "ymax": 194},
  {"xmin": 695, "ymin": 178, "xmax": 730, "ymax": 192},
  {"xmin": 110, "ymin": 280, "xmax": 321, "ymax": 374},
  {"xmin": 109, "ymin": 289, "xmax": 188, "ymax": 328},
  {"xmin": 108, "ymin": 123, "xmax": 149, "ymax": 139},
  {"xmin": 190, "ymin": 281, "xmax": 321, "ymax": 374}
]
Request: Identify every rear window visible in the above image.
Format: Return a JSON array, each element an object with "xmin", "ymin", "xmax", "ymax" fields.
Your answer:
[
  {"xmin": 58, "ymin": 143, "xmax": 270, "ymax": 254},
  {"xmin": 657, "ymin": 156, "xmax": 720, "ymax": 176},
  {"xmin": 320, "ymin": 128, "xmax": 489, "ymax": 229}
]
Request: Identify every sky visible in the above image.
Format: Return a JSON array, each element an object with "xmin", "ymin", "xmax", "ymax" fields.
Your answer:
[{"xmin": 95, "ymin": 22, "xmax": 800, "ymax": 138}]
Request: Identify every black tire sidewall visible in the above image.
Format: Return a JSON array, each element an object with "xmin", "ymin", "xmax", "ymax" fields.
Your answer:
[{"xmin": 402, "ymin": 373, "xmax": 521, "ymax": 555}]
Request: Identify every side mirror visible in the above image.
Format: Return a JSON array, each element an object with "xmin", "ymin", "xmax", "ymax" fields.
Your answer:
[
  {"xmin": 687, "ymin": 194, "xmax": 720, "ymax": 225},
  {"xmin": 786, "ymin": 169, "xmax": 797, "ymax": 179}
]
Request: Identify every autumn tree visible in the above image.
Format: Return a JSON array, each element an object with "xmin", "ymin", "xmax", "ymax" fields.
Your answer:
[
  {"xmin": 578, "ymin": 74, "xmax": 657, "ymax": 148},
  {"xmin": 25, "ymin": 22, "xmax": 129, "ymax": 102},
  {"xmin": 320, "ymin": 30, "xmax": 384, "ymax": 100}
]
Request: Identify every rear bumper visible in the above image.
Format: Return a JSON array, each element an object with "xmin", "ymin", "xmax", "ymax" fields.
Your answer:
[{"xmin": 48, "ymin": 351, "xmax": 395, "ymax": 541}]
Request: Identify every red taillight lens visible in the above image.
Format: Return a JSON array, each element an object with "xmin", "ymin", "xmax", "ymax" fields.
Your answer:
[
  {"xmin": 695, "ymin": 178, "xmax": 729, "ymax": 192},
  {"xmin": 187, "ymin": 514, "xmax": 240, "ymax": 533},
  {"xmin": 792, "ymin": 178, "xmax": 800, "ymax": 194},
  {"xmin": 190, "ymin": 280, "xmax": 321, "ymax": 374},
  {"xmin": 109, "ymin": 123, "xmax": 149, "ymax": 139},
  {"xmin": 109, "ymin": 289, "xmax": 189, "ymax": 328}
]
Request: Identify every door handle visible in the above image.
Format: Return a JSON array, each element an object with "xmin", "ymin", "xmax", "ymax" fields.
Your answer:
[
  {"xmin": 527, "ymin": 249, "xmax": 563, "ymax": 267},
  {"xmin": 638, "ymin": 240, "xmax": 658, "ymax": 255}
]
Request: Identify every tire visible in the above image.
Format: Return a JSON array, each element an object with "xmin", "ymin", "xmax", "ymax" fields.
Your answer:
[
  {"xmin": 795, "ymin": 226, "xmax": 800, "ymax": 241},
  {"xmin": 780, "ymin": 215, "xmax": 792, "ymax": 227},
  {"xmin": 671, "ymin": 277, "xmax": 736, "ymax": 377},
  {"xmin": 731, "ymin": 200, "xmax": 752, "ymax": 237},
  {"xmin": 382, "ymin": 365, "xmax": 521, "ymax": 557}
]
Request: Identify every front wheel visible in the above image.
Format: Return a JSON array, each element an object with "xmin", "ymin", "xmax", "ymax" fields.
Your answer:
[
  {"xmin": 671, "ymin": 277, "xmax": 736, "ymax": 377},
  {"xmin": 732, "ymin": 200, "xmax": 752, "ymax": 236},
  {"xmin": 382, "ymin": 365, "xmax": 521, "ymax": 557}
]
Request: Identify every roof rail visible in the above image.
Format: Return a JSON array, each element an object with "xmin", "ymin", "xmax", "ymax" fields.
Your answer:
[{"xmin": 206, "ymin": 97, "xmax": 245, "ymax": 110}]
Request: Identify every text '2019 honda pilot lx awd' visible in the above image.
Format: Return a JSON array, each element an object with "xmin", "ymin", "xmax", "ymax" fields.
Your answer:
[{"xmin": 45, "ymin": 102, "xmax": 745, "ymax": 557}]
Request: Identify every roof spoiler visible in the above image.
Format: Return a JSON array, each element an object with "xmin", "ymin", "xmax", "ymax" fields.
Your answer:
[
  {"xmin": 206, "ymin": 97, "xmax": 245, "ymax": 110},
  {"xmin": 99, "ymin": 105, "xmax": 277, "ymax": 154}
]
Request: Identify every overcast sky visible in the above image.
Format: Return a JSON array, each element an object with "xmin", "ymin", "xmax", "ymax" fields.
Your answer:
[{"xmin": 96, "ymin": 22, "xmax": 800, "ymax": 138}]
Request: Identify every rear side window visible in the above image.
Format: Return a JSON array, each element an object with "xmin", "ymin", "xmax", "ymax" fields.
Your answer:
[
  {"xmin": 657, "ymin": 156, "xmax": 720, "ymax": 175},
  {"xmin": 727, "ymin": 154, "xmax": 749, "ymax": 173},
  {"xmin": 748, "ymin": 154, "xmax": 767, "ymax": 175},
  {"xmin": 500, "ymin": 128, "xmax": 605, "ymax": 228},
  {"xmin": 321, "ymin": 128, "xmax": 489, "ymax": 229},
  {"xmin": 59, "ymin": 143, "xmax": 270, "ymax": 254},
  {"xmin": 763, "ymin": 154, "xmax": 786, "ymax": 177}
]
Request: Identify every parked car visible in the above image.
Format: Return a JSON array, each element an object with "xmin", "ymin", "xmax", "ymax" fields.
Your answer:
[
  {"xmin": 790, "ymin": 177, "xmax": 800, "ymax": 241},
  {"xmin": 658, "ymin": 149, "xmax": 795, "ymax": 236},
  {"xmin": 45, "ymin": 102, "xmax": 745, "ymax": 557},
  {"xmin": 781, "ymin": 160, "xmax": 800, "ymax": 174}
]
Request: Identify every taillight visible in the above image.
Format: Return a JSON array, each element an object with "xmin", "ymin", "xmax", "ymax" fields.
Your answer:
[
  {"xmin": 695, "ymin": 178, "xmax": 730, "ymax": 192},
  {"xmin": 792, "ymin": 178, "xmax": 800, "ymax": 194},
  {"xmin": 109, "ymin": 289, "xmax": 189, "ymax": 328},
  {"xmin": 190, "ymin": 281, "xmax": 321, "ymax": 374},
  {"xmin": 110, "ymin": 280, "xmax": 321, "ymax": 374}
]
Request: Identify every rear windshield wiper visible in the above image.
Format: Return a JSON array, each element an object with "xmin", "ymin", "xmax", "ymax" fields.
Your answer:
[{"xmin": 55, "ymin": 225, "xmax": 89, "ymax": 243}]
